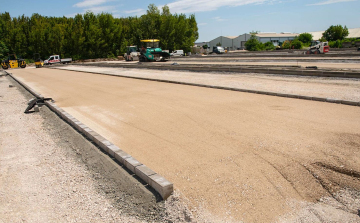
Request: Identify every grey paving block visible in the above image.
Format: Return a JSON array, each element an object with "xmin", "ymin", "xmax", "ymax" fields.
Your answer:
[
  {"xmin": 266, "ymin": 92, "xmax": 278, "ymax": 96},
  {"xmin": 107, "ymin": 144, "xmax": 121, "ymax": 157},
  {"xmin": 340, "ymin": 100, "xmax": 360, "ymax": 106},
  {"xmin": 86, "ymin": 130, "xmax": 99, "ymax": 142},
  {"xmin": 311, "ymin": 97, "xmax": 327, "ymax": 102},
  {"xmin": 78, "ymin": 124, "xmax": 88, "ymax": 134},
  {"xmin": 286, "ymin": 94, "xmax": 299, "ymax": 98},
  {"xmin": 124, "ymin": 157, "xmax": 142, "ymax": 173},
  {"xmin": 73, "ymin": 121, "xmax": 84, "ymax": 132},
  {"xmin": 93, "ymin": 133, "xmax": 106, "ymax": 145},
  {"xmin": 83, "ymin": 127, "xmax": 94, "ymax": 140},
  {"xmin": 148, "ymin": 174, "xmax": 173, "ymax": 200},
  {"xmin": 114, "ymin": 150, "xmax": 131, "ymax": 164},
  {"xmin": 298, "ymin": 95, "xmax": 313, "ymax": 100},
  {"xmin": 98, "ymin": 140, "xmax": 112, "ymax": 153},
  {"xmin": 135, "ymin": 165, "xmax": 156, "ymax": 185},
  {"xmin": 326, "ymin": 98, "xmax": 341, "ymax": 104}
]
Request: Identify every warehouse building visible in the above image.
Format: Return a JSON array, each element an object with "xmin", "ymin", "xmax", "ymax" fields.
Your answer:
[{"xmin": 208, "ymin": 32, "xmax": 298, "ymax": 51}]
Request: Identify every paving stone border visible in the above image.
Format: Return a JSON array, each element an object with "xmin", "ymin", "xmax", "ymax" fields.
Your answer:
[
  {"xmin": 51, "ymin": 67, "xmax": 360, "ymax": 107},
  {"xmin": 6, "ymin": 71, "xmax": 173, "ymax": 200}
]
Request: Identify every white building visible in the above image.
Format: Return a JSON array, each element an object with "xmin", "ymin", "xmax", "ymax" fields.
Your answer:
[{"xmin": 308, "ymin": 27, "xmax": 360, "ymax": 40}]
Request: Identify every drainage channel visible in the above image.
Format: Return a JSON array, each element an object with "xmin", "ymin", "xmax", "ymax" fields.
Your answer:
[{"xmin": 5, "ymin": 70, "xmax": 173, "ymax": 200}]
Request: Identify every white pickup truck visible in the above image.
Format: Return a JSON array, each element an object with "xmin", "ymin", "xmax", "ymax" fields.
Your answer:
[{"xmin": 44, "ymin": 55, "xmax": 72, "ymax": 65}]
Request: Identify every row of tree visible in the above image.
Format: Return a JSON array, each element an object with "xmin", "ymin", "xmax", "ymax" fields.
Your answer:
[{"xmin": 0, "ymin": 4, "xmax": 198, "ymax": 60}]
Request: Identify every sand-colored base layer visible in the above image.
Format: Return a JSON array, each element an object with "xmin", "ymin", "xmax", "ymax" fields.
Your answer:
[{"xmin": 11, "ymin": 68, "xmax": 360, "ymax": 222}]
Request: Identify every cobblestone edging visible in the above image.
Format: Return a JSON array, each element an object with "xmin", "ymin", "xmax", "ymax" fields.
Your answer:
[
  {"xmin": 52, "ymin": 67, "xmax": 360, "ymax": 107},
  {"xmin": 6, "ymin": 71, "xmax": 173, "ymax": 200}
]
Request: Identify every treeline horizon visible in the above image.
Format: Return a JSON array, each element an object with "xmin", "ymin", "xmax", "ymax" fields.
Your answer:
[{"xmin": 0, "ymin": 4, "xmax": 198, "ymax": 60}]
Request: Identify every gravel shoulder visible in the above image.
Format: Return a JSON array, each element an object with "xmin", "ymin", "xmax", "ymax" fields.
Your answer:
[
  {"xmin": 57, "ymin": 65, "xmax": 360, "ymax": 102},
  {"xmin": 0, "ymin": 72, "xmax": 194, "ymax": 223}
]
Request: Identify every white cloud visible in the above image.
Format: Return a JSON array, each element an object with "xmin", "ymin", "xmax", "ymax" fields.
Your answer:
[
  {"xmin": 73, "ymin": 0, "xmax": 114, "ymax": 8},
  {"xmin": 124, "ymin": 8, "xmax": 146, "ymax": 15},
  {"xmin": 85, "ymin": 6, "xmax": 117, "ymax": 13},
  {"xmin": 72, "ymin": 0, "xmax": 119, "ymax": 15},
  {"xmin": 307, "ymin": 0, "xmax": 356, "ymax": 6},
  {"xmin": 165, "ymin": 0, "xmax": 283, "ymax": 13},
  {"xmin": 213, "ymin": 16, "xmax": 227, "ymax": 21}
]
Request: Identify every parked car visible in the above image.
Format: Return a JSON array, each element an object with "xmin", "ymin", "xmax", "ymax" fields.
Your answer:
[
  {"xmin": 44, "ymin": 55, "xmax": 72, "ymax": 65},
  {"xmin": 170, "ymin": 50, "xmax": 184, "ymax": 56},
  {"xmin": 213, "ymin": 46, "xmax": 225, "ymax": 54}
]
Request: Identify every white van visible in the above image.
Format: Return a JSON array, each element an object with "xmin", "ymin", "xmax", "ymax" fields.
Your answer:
[{"xmin": 170, "ymin": 50, "xmax": 184, "ymax": 56}]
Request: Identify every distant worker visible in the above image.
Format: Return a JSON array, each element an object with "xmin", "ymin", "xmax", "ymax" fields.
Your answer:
[{"xmin": 140, "ymin": 46, "xmax": 146, "ymax": 54}]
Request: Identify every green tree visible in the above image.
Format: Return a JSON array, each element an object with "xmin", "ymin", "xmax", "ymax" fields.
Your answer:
[
  {"xmin": 0, "ymin": 5, "xmax": 198, "ymax": 60},
  {"xmin": 322, "ymin": 25, "xmax": 349, "ymax": 41},
  {"xmin": 290, "ymin": 39, "xmax": 302, "ymax": 49},
  {"xmin": 328, "ymin": 40, "xmax": 343, "ymax": 48},
  {"xmin": 297, "ymin": 33, "xmax": 313, "ymax": 45},
  {"xmin": 159, "ymin": 5, "xmax": 175, "ymax": 51},
  {"xmin": 264, "ymin": 42, "xmax": 275, "ymax": 51},
  {"xmin": 216, "ymin": 42, "xmax": 222, "ymax": 46},
  {"xmin": 0, "ymin": 41, "xmax": 9, "ymax": 60},
  {"xmin": 245, "ymin": 34, "xmax": 263, "ymax": 51}
]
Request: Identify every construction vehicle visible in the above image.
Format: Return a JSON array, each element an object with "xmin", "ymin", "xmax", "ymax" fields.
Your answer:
[
  {"xmin": 124, "ymin": 46, "xmax": 139, "ymax": 61},
  {"xmin": 44, "ymin": 55, "xmax": 72, "ymax": 65},
  {"xmin": 138, "ymin": 39, "xmax": 170, "ymax": 62},
  {"xmin": 306, "ymin": 41, "xmax": 330, "ymax": 54},
  {"xmin": 34, "ymin": 53, "xmax": 44, "ymax": 68},
  {"xmin": 1, "ymin": 54, "xmax": 26, "ymax": 69}
]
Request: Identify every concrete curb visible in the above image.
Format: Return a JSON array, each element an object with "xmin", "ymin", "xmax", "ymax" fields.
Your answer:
[
  {"xmin": 51, "ymin": 67, "xmax": 360, "ymax": 107},
  {"xmin": 6, "ymin": 71, "xmax": 173, "ymax": 200}
]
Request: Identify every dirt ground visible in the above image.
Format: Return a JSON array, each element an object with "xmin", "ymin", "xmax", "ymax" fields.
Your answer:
[
  {"xmin": 9, "ymin": 68, "xmax": 360, "ymax": 222},
  {"xmin": 0, "ymin": 72, "xmax": 197, "ymax": 223},
  {"xmin": 57, "ymin": 65, "xmax": 360, "ymax": 102}
]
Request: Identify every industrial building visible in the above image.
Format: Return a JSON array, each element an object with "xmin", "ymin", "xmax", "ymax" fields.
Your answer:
[
  {"xmin": 203, "ymin": 27, "xmax": 360, "ymax": 51},
  {"xmin": 207, "ymin": 33, "xmax": 298, "ymax": 51}
]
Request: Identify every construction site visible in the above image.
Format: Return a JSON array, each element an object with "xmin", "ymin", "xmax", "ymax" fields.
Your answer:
[{"xmin": 1, "ymin": 47, "xmax": 360, "ymax": 223}]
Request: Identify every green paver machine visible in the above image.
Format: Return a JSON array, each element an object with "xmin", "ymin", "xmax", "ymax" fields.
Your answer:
[{"xmin": 138, "ymin": 39, "xmax": 170, "ymax": 62}]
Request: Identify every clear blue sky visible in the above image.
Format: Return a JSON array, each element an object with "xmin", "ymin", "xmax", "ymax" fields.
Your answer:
[{"xmin": 1, "ymin": 0, "xmax": 359, "ymax": 42}]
